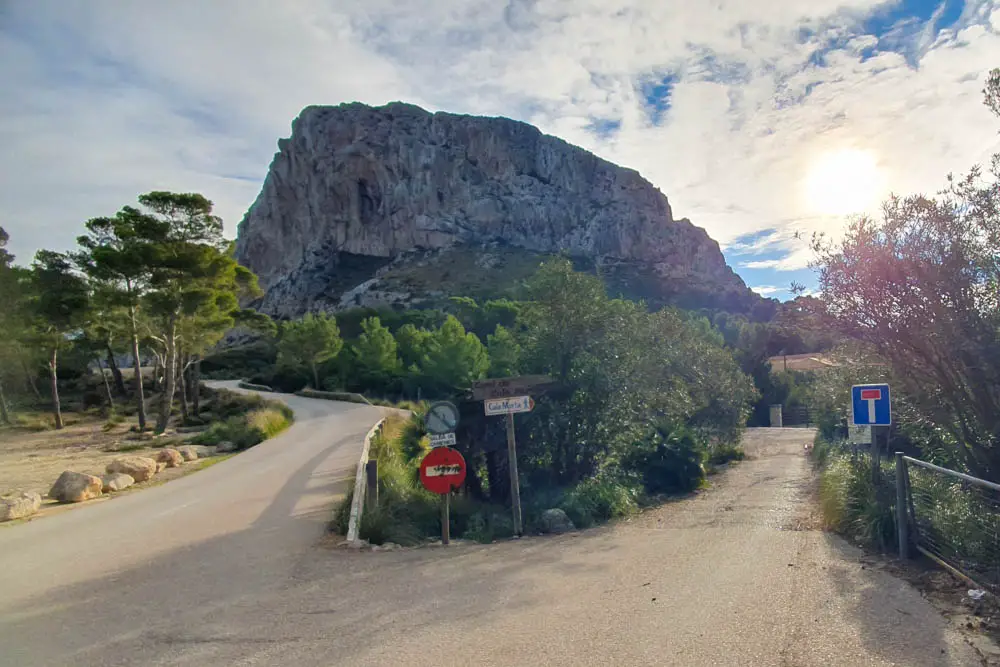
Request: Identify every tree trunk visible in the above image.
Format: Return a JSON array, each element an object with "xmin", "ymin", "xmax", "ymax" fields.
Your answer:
[
  {"xmin": 129, "ymin": 305, "xmax": 147, "ymax": 431},
  {"xmin": 191, "ymin": 357, "xmax": 202, "ymax": 416},
  {"xmin": 96, "ymin": 357, "xmax": 115, "ymax": 412},
  {"xmin": 155, "ymin": 318, "xmax": 178, "ymax": 434},
  {"xmin": 106, "ymin": 343, "xmax": 126, "ymax": 396},
  {"xmin": 20, "ymin": 357, "xmax": 41, "ymax": 400},
  {"xmin": 311, "ymin": 363, "xmax": 320, "ymax": 390},
  {"xmin": 0, "ymin": 373, "xmax": 10, "ymax": 425},
  {"xmin": 152, "ymin": 355, "xmax": 163, "ymax": 393},
  {"xmin": 49, "ymin": 347, "xmax": 63, "ymax": 430},
  {"xmin": 178, "ymin": 356, "xmax": 190, "ymax": 425}
]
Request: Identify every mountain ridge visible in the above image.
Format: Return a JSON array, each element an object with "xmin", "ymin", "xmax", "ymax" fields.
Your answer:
[{"xmin": 235, "ymin": 101, "xmax": 759, "ymax": 317}]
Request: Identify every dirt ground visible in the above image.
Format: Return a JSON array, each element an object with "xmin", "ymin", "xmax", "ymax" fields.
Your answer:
[{"xmin": 0, "ymin": 413, "xmax": 219, "ymax": 516}]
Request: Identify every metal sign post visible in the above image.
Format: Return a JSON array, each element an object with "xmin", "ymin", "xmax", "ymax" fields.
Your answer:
[{"xmin": 419, "ymin": 447, "xmax": 467, "ymax": 546}]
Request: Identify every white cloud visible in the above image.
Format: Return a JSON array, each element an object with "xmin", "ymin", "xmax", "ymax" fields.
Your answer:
[
  {"xmin": 741, "ymin": 259, "xmax": 783, "ymax": 269},
  {"xmin": 751, "ymin": 285, "xmax": 786, "ymax": 296},
  {"xmin": 0, "ymin": 0, "xmax": 998, "ymax": 282}
]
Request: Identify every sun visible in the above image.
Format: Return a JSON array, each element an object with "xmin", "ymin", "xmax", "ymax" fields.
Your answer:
[{"xmin": 804, "ymin": 148, "xmax": 884, "ymax": 216}]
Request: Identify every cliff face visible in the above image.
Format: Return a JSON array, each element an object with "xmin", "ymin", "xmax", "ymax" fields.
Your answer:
[{"xmin": 235, "ymin": 102, "xmax": 755, "ymax": 317}]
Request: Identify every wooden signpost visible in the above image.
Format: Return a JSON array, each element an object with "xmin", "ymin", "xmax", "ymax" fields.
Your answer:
[{"xmin": 473, "ymin": 376, "xmax": 553, "ymax": 537}]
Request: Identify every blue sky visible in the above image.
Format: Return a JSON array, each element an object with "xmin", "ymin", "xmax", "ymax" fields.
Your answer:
[{"xmin": 1, "ymin": 0, "xmax": 999, "ymax": 301}]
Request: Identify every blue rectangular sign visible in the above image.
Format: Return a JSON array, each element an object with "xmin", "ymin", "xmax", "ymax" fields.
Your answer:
[{"xmin": 851, "ymin": 384, "xmax": 891, "ymax": 426}]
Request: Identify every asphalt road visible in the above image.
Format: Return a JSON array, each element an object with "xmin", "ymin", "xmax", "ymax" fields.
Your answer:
[{"xmin": 0, "ymin": 415, "xmax": 982, "ymax": 665}]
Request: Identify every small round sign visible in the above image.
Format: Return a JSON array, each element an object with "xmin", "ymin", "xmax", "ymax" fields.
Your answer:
[
  {"xmin": 419, "ymin": 447, "xmax": 467, "ymax": 495},
  {"xmin": 424, "ymin": 401, "xmax": 460, "ymax": 435}
]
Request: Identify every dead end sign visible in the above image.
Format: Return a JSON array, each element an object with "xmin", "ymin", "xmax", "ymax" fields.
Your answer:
[{"xmin": 419, "ymin": 447, "xmax": 467, "ymax": 495}]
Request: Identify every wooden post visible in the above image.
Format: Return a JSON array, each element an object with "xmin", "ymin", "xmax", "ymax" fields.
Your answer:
[
  {"xmin": 442, "ymin": 491, "xmax": 451, "ymax": 545},
  {"xmin": 895, "ymin": 452, "xmax": 909, "ymax": 559},
  {"xmin": 507, "ymin": 411, "xmax": 523, "ymax": 536},
  {"xmin": 365, "ymin": 460, "xmax": 378, "ymax": 508}
]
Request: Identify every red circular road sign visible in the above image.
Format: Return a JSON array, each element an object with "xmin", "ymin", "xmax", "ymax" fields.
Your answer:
[{"xmin": 419, "ymin": 447, "xmax": 467, "ymax": 495}]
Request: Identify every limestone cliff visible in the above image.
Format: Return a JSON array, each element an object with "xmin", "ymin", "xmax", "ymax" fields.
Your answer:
[{"xmin": 235, "ymin": 102, "xmax": 755, "ymax": 317}]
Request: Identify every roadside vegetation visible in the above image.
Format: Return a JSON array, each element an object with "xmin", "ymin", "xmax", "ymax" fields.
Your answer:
[
  {"xmin": 322, "ymin": 260, "xmax": 760, "ymax": 544},
  {"xmin": 805, "ymin": 70, "xmax": 1000, "ymax": 558}
]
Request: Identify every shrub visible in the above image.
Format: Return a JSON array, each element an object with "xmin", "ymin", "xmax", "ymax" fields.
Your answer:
[
  {"xmin": 707, "ymin": 443, "xmax": 746, "ymax": 466},
  {"xmin": 200, "ymin": 341, "xmax": 278, "ymax": 378},
  {"xmin": 559, "ymin": 477, "xmax": 639, "ymax": 528},
  {"xmin": 819, "ymin": 455, "xmax": 897, "ymax": 551},
  {"xmin": 190, "ymin": 392, "xmax": 293, "ymax": 450},
  {"xmin": 623, "ymin": 423, "xmax": 706, "ymax": 495},
  {"xmin": 248, "ymin": 365, "xmax": 310, "ymax": 393}
]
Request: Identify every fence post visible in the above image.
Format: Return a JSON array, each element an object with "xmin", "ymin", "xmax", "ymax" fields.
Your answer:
[
  {"xmin": 895, "ymin": 452, "xmax": 909, "ymax": 560},
  {"xmin": 366, "ymin": 460, "xmax": 378, "ymax": 508}
]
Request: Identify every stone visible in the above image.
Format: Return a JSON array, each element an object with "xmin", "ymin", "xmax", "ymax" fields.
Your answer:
[
  {"xmin": 0, "ymin": 490, "xmax": 42, "ymax": 521},
  {"xmin": 540, "ymin": 508, "xmax": 576, "ymax": 534},
  {"xmin": 175, "ymin": 445, "xmax": 200, "ymax": 462},
  {"xmin": 216, "ymin": 441, "xmax": 238, "ymax": 453},
  {"xmin": 48, "ymin": 471, "xmax": 103, "ymax": 503},
  {"xmin": 156, "ymin": 461, "xmax": 167, "ymax": 473},
  {"xmin": 106, "ymin": 456, "xmax": 158, "ymax": 483},
  {"xmin": 155, "ymin": 448, "xmax": 184, "ymax": 468},
  {"xmin": 101, "ymin": 473, "xmax": 134, "ymax": 493},
  {"xmin": 234, "ymin": 102, "xmax": 758, "ymax": 318},
  {"xmin": 191, "ymin": 445, "xmax": 217, "ymax": 458}
]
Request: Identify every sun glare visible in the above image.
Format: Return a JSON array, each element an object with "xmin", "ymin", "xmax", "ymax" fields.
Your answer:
[{"xmin": 804, "ymin": 148, "xmax": 883, "ymax": 216}]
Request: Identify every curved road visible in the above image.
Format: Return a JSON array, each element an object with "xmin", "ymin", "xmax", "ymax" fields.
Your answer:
[
  {"xmin": 0, "ymin": 417, "xmax": 983, "ymax": 665},
  {"xmin": 0, "ymin": 382, "xmax": 385, "ymax": 666}
]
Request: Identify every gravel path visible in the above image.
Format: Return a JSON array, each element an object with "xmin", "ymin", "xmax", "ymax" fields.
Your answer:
[{"xmin": 0, "ymin": 425, "xmax": 981, "ymax": 666}]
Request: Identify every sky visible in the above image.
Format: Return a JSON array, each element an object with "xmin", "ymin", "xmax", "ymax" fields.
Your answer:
[{"xmin": 1, "ymin": 0, "xmax": 998, "ymax": 300}]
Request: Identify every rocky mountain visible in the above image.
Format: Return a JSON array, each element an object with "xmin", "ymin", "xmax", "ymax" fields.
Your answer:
[{"xmin": 235, "ymin": 102, "xmax": 758, "ymax": 318}]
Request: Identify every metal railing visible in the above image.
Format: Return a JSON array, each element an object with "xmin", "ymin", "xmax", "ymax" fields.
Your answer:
[{"xmin": 898, "ymin": 454, "xmax": 1000, "ymax": 591}]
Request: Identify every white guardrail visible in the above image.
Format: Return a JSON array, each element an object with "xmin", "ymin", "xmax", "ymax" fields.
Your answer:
[{"xmin": 346, "ymin": 418, "xmax": 385, "ymax": 544}]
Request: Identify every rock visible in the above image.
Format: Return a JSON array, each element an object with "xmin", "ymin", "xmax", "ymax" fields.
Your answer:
[
  {"xmin": 101, "ymin": 473, "xmax": 135, "ymax": 493},
  {"xmin": 234, "ymin": 102, "xmax": 758, "ymax": 318},
  {"xmin": 155, "ymin": 448, "xmax": 184, "ymax": 468},
  {"xmin": 191, "ymin": 445, "xmax": 217, "ymax": 458},
  {"xmin": 107, "ymin": 456, "xmax": 158, "ymax": 483},
  {"xmin": 216, "ymin": 441, "xmax": 238, "ymax": 453},
  {"xmin": 175, "ymin": 445, "xmax": 200, "ymax": 462},
  {"xmin": 540, "ymin": 508, "xmax": 576, "ymax": 534},
  {"xmin": 0, "ymin": 490, "xmax": 42, "ymax": 521},
  {"xmin": 156, "ymin": 461, "xmax": 167, "ymax": 473},
  {"xmin": 48, "ymin": 471, "xmax": 103, "ymax": 503}
]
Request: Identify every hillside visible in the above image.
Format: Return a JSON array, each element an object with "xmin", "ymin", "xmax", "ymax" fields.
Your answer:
[{"xmin": 234, "ymin": 102, "xmax": 761, "ymax": 317}]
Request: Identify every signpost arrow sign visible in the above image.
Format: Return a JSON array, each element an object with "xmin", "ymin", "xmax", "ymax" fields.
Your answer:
[
  {"xmin": 472, "ymin": 375, "xmax": 553, "ymax": 401},
  {"xmin": 484, "ymin": 395, "xmax": 534, "ymax": 416}
]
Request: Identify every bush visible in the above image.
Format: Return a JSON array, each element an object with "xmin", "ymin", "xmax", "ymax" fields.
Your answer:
[
  {"xmin": 248, "ymin": 365, "xmax": 310, "ymax": 393},
  {"xmin": 819, "ymin": 454, "xmax": 897, "ymax": 551},
  {"xmin": 191, "ymin": 389, "xmax": 293, "ymax": 450},
  {"xmin": 707, "ymin": 443, "xmax": 746, "ymax": 466},
  {"xmin": 558, "ymin": 477, "xmax": 639, "ymax": 529},
  {"xmin": 623, "ymin": 424, "xmax": 706, "ymax": 495},
  {"xmin": 201, "ymin": 341, "xmax": 278, "ymax": 379}
]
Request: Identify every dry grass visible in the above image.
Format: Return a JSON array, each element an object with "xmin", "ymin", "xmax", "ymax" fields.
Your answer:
[{"xmin": 0, "ymin": 414, "xmax": 202, "ymax": 498}]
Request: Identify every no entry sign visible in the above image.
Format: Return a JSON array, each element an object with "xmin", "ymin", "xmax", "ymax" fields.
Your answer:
[{"xmin": 419, "ymin": 447, "xmax": 467, "ymax": 495}]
